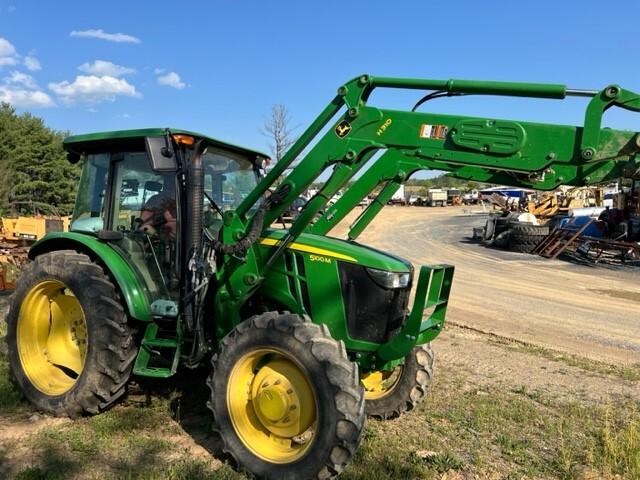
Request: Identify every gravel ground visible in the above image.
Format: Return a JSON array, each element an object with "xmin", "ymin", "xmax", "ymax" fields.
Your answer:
[{"xmin": 333, "ymin": 206, "xmax": 640, "ymax": 367}]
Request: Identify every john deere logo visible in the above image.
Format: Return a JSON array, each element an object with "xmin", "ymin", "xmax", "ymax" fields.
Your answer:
[{"xmin": 335, "ymin": 120, "xmax": 352, "ymax": 138}]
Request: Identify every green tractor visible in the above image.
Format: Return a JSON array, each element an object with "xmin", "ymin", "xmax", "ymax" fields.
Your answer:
[{"xmin": 5, "ymin": 75, "xmax": 639, "ymax": 478}]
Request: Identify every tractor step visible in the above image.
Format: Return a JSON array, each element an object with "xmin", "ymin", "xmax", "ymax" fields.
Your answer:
[{"xmin": 133, "ymin": 323, "xmax": 181, "ymax": 378}]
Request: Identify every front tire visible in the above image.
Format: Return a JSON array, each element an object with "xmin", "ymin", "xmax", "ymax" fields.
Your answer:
[
  {"xmin": 361, "ymin": 343, "xmax": 434, "ymax": 420},
  {"xmin": 5, "ymin": 250, "xmax": 137, "ymax": 417},
  {"xmin": 206, "ymin": 312, "xmax": 364, "ymax": 479}
]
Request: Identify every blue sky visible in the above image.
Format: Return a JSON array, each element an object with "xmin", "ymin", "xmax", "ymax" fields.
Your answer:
[{"xmin": 1, "ymin": 0, "xmax": 639, "ymax": 157}]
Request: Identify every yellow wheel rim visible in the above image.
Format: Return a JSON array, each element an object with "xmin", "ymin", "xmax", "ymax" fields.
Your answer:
[
  {"xmin": 17, "ymin": 280, "xmax": 87, "ymax": 396},
  {"xmin": 227, "ymin": 348, "xmax": 317, "ymax": 463},
  {"xmin": 361, "ymin": 367, "xmax": 403, "ymax": 400}
]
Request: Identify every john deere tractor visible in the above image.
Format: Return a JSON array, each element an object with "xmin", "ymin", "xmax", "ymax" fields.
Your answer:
[{"xmin": 5, "ymin": 75, "xmax": 639, "ymax": 478}]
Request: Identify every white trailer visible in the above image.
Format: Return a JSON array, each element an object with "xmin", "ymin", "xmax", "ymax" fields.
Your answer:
[{"xmin": 389, "ymin": 184, "xmax": 406, "ymax": 205}]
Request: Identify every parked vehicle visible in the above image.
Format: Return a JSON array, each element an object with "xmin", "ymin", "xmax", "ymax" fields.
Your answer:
[
  {"xmin": 427, "ymin": 189, "xmax": 447, "ymax": 207},
  {"xmin": 408, "ymin": 195, "xmax": 423, "ymax": 206},
  {"xmin": 388, "ymin": 184, "xmax": 406, "ymax": 205}
]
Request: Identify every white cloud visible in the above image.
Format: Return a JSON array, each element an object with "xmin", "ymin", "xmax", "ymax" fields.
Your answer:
[
  {"xmin": 1, "ymin": 67, "xmax": 52, "ymax": 108},
  {"xmin": 0, "ymin": 40, "xmax": 51, "ymax": 108},
  {"xmin": 70, "ymin": 29, "xmax": 140, "ymax": 44},
  {"xmin": 157, "ymin": 71, "xmax": 186, "ymax": 90},
  {"xmin": 0, "ymin": 38, "xmax": 16, "ymax": 57},
  {"xmin": 0, "ymin": 86, "xmax": 55, "ymax": 108},
  {"xmin": 78, "ymin": 60, "xmax": 135, "ymax": 77},
  {"xmin": 5, "ymin": 71, "xmax": 38, "ymax": 89},
  {"xmin": 49, "ymin": 75, "xmax": 141, "ymax": 104},
  {"xmin": 0, "ymin": 38, "xmax": 17, "ymax": 67},
  {"xmin": 153, "ymin": 68, "xmax": 164, "ymax": 75},
  {"xmin": 24, "ymin": 56, "xmax": 41, "ymax": 71}
]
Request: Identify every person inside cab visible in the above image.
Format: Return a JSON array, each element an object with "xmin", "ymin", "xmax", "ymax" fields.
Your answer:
[{"xmin": 139, "ymin": 177, "xmax": 177, "ymax": 238}]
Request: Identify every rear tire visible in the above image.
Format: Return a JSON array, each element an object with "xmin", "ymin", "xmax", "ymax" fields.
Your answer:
[
  {"xmin": 5, "ymin": 250, "xmax": 136, "ymax": 417},
  {"xmin": 206, "ymin": 312, "xmax": 365, "ymax": 479},
  {"xmin": 508, "ymin": 222, "xmax": 549, "ymax": 236},
  {"xmin": 361, "ymin": 344, "xmax": 434, "ymax": 420},
  {"xmin": 508, "ymin": 233, "xmax": 546, "ymax": 253}
]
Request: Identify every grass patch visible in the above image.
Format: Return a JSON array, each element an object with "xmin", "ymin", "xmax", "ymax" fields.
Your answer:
[
  {"xmin": 15, "ymin": 467, "xmax": 65, "ymax": 480},
  {"xmin": 343, "ymin": 373, "xmax": 640, "ymax": 479},
  {"xmin": 0, "ymin": 356, "xmax": 24, "ymax": 410},
  {"xmin": 18, "ymin": 399, "xmax": 245, "ymax": 479},
  {"xmin": 0, "ymin": 320, "xmax": 28, "ymax": 411},
  {"xmin": 2, "ymin": 375, "xmax": 638, "ymax": 479},
  {"xmin": 592, "ymin": 406, "xmax": 640, "ymax": 478},
  {"xmin": 500, "ymin": 340, "xmax": 640, "ymax": 382}
]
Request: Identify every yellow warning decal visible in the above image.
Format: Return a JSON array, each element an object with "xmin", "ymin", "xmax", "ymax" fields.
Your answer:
[{"xmin": 259, "ymin": 237, "xmax": 357, "ymax": 263}]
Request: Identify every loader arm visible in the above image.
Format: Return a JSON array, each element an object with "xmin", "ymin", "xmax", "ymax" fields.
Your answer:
[{"xmin": 220, "ymin": 75, "xmax": 640, "ymax": 308}]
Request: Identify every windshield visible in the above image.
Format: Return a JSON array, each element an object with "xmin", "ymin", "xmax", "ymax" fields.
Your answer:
[
  {"xmin": 201, "ymin": 148, "xmax": 260, "ymax": 233},
  {"xmin": 203, "ymin": 148, "xmax": 259, "ymax": 210}
]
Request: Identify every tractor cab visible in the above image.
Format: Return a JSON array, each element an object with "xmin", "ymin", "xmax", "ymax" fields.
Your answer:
[{"xmin": 64, "ymin": 129, "xmax": 267, "ymax": 317}]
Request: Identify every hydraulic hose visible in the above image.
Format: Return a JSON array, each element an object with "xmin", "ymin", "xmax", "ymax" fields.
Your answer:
[
  {"xmin": 207, "ymin": 202, "xmax": 267, "ymax": 255},
  {"xmin": 207, "ymin": 181, "xmax": 291, "ymax": 255}
]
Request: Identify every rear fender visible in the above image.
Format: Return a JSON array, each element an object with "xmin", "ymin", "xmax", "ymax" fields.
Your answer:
[{"xmin": 28, "ymin": 232, "xmax": 151, "ymax": 322}]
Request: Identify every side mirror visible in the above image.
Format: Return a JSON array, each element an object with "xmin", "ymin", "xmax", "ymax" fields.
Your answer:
[{"xmin": 145, "ymin": 136, "xmax": 177, "ymax": 171}]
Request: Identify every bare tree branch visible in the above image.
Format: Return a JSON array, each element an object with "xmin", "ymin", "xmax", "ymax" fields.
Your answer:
[{"xmin": 260, "ymin": 104, "xmax": 298, "ymax": 163}]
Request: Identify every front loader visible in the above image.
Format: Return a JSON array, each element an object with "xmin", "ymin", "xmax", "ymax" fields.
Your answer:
[{"xmin": 5, "ymin": 75, "xmax": 639, "ymax": 479}]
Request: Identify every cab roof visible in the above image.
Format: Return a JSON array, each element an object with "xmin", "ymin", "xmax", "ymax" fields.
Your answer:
[{"xmin": 63, "ymin": 128, "xmax": 269, "ymax": 159}]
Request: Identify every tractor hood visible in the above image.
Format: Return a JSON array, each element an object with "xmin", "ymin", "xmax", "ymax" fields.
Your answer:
[{"xmin": 260, "ymin": 229, "xmax": 411, "ymax": 272}]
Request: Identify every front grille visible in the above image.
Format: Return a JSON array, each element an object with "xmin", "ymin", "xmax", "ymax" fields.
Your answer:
[
  {"xmin": 338, "ymin": 262, "xmax": 411, "ymax": 343},
  {"xmin": 284, "ymin": 251, "xmax": 312, "ymax": 314}
]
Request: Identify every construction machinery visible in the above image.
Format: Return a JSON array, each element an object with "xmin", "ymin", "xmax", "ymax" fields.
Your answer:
[
  {"xmin": 5, "ymin": 76, "xmax": 640, "ymax": 479},
  {"xmin": 526, "ymin": 186, "xmax": 604, "ymax": 221},
  {"xmin": 0, "ymin": 202, "xmax": 71, "ymax": 289}
]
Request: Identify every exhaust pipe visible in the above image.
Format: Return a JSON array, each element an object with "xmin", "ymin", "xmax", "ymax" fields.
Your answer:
[{"xmin": 190, "ymin": 140, "xmax": 206, "ymax": 254}]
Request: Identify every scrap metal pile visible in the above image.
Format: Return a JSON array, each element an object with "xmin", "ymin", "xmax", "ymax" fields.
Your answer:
[
  {"xmin": 0, "ymin": 204, "xmax": 71, "ymax": 290},
  {"xmin": 474, "ymin": 183, "xmax": 640, "ymax": 266}
]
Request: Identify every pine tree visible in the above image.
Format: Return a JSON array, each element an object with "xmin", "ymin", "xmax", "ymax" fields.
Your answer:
[{"xmin": 0, "ymin": 103, "xmax": 80, "ymax": 215}]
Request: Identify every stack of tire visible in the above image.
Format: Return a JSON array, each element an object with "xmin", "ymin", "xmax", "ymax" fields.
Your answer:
[
  {"xmin": 481, "ymin": 213, "xmax": 518, "ymax": 248},
  {"xmin": 507, "ymin": 222, "xmax": 549, "ymax": 253}
]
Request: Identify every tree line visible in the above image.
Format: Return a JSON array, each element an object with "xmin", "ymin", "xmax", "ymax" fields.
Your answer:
[{"xmin": 0, "ymin": 103, "xmax": 80, "ymax": 216}]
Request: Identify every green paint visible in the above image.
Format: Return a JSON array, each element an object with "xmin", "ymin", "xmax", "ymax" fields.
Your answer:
[
  {"xmin": 133, "ymin": 322, "xmax": 182, "ymax": 377},
  {"xmin": 377, "ymin": 265, "xmax": 454, "ymax": 362},
  {"xmin": 29, "ymin": 232, "xmax": 151, "ymax": 321}
]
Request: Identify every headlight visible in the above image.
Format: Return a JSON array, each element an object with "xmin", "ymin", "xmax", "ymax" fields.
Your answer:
[{"xmin": 365, "ymin": 267, "xmax": 410, "ymax": 289}]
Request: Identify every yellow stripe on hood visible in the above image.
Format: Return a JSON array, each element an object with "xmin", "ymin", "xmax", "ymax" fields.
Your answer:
[{"xmin": 259, "ymin": 237, "xmax": 357, "ymax": 263}]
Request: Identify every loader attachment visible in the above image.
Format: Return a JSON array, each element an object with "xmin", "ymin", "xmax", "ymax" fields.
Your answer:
[{"xmin": 377, "ymin": 264, "xmax": 454, "ymax": 362}]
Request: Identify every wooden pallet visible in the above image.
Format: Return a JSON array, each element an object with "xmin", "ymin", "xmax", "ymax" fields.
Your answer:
[{"xmin": 532, "ymin": 218, "xmax": 595, "ymax": 259}]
